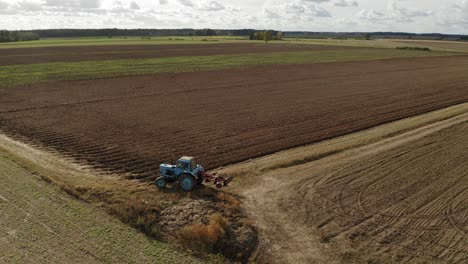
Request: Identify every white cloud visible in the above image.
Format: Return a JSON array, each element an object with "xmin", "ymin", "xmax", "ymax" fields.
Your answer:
[
  {"xmin": 306, "ymin": 4, "xmax": 331, "ymax": 17},
  {"xmin": 0, "ymin": 0, "xmax": 8, "ymax": 9},
  {"xmin": 199, "ymin": 1, "xmax": 224, "ymax": 11},
  {"xmin": 303, "ymin": 0, "xmax": 331, "ymax": 3},
  {"xmin": 176, "ymin": 0, "xmax": 195, "ymax": 8},
  {"xmin": 17, "ymin": 1, "xmax": 43, "ymax": 11},
  {"xmin": 264, "ymin": 9, "xmax": 282, "ymax": 19},
  {"xmin": 452, "ymin": 0, "xmax": 468, "ymax": 10},
  {"xmin": 334, "ymin": 0, "xmax": 358, "ymax": 7},
  {"xmin": 130, "ymin": 1, "xmax": 140, "ymax": 10},
  {"xmin": 356, "ymin": 1, "xmax": 432, "ymax": 24},
  {"xmin": 387, "ymin": 1, "xmax": 431, "ymax": 19},
  {"xmin": 264, "ymin": 0, "xmax": 331, "ymax": 21},
  {"xmin": 45, "ymin": 0, "xmax": 101, "ymax": 8},
  {"xmin": 0, "ymin": 0, "xmax": 18, "ymax": 14},
  {"xmin": 436, "ymin": 0, "xmax": 468, "ymax": 30},
  {"xmin": 356, "ymin": 9, "xmax": 386, "ymax": 22},
  {"xmin": 0, "ymin": 0, "xmax": 466, "ymax": 34}
]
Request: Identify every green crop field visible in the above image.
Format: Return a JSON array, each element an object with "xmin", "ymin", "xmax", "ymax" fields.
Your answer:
[
  {"xmin": 0, "ymin": 149, "xmax": 201, "ymax": 264},
  {"xmin": 0, "ymin": 36, "xmax": 251, "ymax": 49},
  {"xmin": 0, "ymin": 49, "xmax": 459, "ymax": 86}
]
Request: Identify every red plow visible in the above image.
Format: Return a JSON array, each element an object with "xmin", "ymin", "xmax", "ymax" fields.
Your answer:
[{"xmin": 202, "ymin": 172, "xmax": 233, "ymax": 189}]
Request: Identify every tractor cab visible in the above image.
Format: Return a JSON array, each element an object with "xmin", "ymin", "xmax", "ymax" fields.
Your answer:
[{"xmin": 176, "ymin": 156, "xmax": 198, "ymax": 173}]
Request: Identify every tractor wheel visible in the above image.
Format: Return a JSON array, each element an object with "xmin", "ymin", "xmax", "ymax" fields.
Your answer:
[
  {"xmin": 178, "ymin": 174, "xmax": 196, "ymax": 192},
  {"xmin": 196, "ymin": 173, "xmax": 204, "ymax": 185},
  {"xmin": 154, "ymin": 177, "xmax": 167, "ymax": 189}
]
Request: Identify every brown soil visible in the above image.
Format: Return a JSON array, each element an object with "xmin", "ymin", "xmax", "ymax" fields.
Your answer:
[
  {"xmin": 0, "ymin": 43, "xmax": 367, "ymax": 65},
  {"xmin": 1, "ymin": 56, "xmax": 468, "ymax": 179}
]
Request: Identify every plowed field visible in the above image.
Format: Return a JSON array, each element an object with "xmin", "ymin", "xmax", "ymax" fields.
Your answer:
[
  {"xmin": 0, "ymin": 43, "xmax": 367, "ymax": 65},
  {"xmin": 1, "ymin": 55, "xmax": 468, "ymax": 179}
]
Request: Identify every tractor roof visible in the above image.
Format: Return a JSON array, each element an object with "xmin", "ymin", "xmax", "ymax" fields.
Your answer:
[{"xmin": 179, "ymin": 156, "xmax": 195, "ymax": 161}]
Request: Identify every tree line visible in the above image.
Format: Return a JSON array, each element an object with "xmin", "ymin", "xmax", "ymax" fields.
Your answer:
[
  {"xmin": 286, "ymin": 31, "xmax": 468, "ymax": 41},
  {"xmin": 2, "ymin": 28, "xmax": 465, "ymax": 42},
  {"xmin": 0, "ymin": 30, "xmax": 40, "ymax": 42},
  {"xmin": 29, "ymin": 28, "xmax": 257, "ymax": 38},
  {"xmin": 249, "ymin": 31, "xmax": 283, "ymax": 43},
  {"xmin": 11, "ymin": 28, "xmax": 282, "ymax": 40}
]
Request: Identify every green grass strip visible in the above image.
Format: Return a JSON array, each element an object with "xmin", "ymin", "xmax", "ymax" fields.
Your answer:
[
  {"xmin": 0, "ymin": 36, "xmax": 249, "ymax": 49},
  {"xmin": 0, "ymin": 49, "xmax": 459, "ymax": 87}
]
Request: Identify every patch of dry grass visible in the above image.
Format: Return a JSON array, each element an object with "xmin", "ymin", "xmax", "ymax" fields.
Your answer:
[
  {"xmin": 216, "ymin": 192, "xmax": 241, "ymax": 211},
  {"xmin": 179, "ymin": 213, "xmax": 228, "ymax": 254}
]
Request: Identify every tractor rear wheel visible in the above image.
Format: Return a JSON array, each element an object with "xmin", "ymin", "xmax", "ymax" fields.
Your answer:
[
  {"xmin": 196, "ymin": 173, "xmax": 204, "ymax": 185},
  {"xmin": 179, "ymin": 174, "xmax": 196, "ymax": 192},
  {"xmin": 154, "ymin": 177, "xmax": 167, "ymax": 189}
]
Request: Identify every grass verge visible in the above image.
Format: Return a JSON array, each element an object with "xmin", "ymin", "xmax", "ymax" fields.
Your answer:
[{"xmin": 0, "ymin": 49, "xmax": 459, "ymax": 86}]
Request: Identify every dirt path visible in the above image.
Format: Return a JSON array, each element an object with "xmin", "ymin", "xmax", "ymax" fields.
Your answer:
[{"xmin": 221, "ymin": 104, "xmax": 468, "ymax": 263}]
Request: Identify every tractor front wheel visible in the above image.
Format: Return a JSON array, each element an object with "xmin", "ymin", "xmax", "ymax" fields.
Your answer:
[
  {"xmin": 179, "ymin": 174, "xmax": 196, "ymax": 192},
  {"xmin": 154, "ymin": 177, "xmax": 167, "ymax": 189}
]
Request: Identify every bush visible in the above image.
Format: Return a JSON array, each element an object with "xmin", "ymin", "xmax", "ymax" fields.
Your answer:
[
  {"xmin": 210, "ymin": 213, "xmax": 228, "ymax": 229},
  {"xmin": 396, "ymin": 46, "xmax": 431, "ymax": 51},
  {"xmin": 179, "ymin": 213, "xmax": 228, "ymax": 253}
]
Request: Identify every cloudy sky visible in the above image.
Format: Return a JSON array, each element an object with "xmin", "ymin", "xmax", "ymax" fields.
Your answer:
[{"xmin": 0, "ymin": 0, "xmax": 467, "ymax": 34}]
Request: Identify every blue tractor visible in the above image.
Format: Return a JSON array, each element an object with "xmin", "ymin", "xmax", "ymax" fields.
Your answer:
[{"xmin": 155, "ymin": 156, "xmax": 231, "ymax": 192}]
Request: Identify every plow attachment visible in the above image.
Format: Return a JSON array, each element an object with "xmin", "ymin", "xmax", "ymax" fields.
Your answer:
[{"xmin": 202, "ymin": 172, "xmax": 233, "ymax": 189}]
